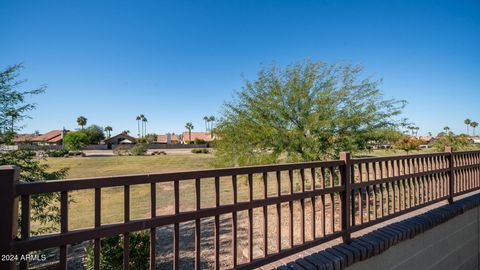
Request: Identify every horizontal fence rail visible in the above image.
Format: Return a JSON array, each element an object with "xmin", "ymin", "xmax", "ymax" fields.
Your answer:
[{"xmin": 1, "ymin": 149, "xmax": 480, "ymax": 269}]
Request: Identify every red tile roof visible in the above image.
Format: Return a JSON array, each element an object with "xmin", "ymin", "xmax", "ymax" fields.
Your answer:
[
  {"xmin": 181, "ymin": 131, "xmax": 214, "ymax": 142},
  {"xmin": 13, "ymin": 130, "xmax": 63, "ymax": 143},
  {"xmin": 156, "ymin": 134, "xmax": 179, "ymax": 143}
]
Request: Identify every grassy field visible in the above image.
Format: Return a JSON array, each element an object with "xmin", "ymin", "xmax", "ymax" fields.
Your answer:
[
  {"xmin": 38, "ymin": 148, "xmax": 444, "ymax": 232},
  {"xmin": 42, "ymin": 153, "xmax": 216, "ymax": 231},
  {"xmin": 45, "ymin": 153, "xmax": 215, "ymax": 178}
]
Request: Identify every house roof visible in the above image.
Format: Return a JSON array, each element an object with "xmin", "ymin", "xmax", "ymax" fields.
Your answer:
[
  {"xmin": 36, "ymin": 130, "xmax": 64, "ymax": 143},
  {"xmin": 14, "ymin": 130, "xmax": 64, "ymax": 143},
  {"xmin": 181, "ymin": 131, "xmax": 214, "ymax": 142},
  {"xmin": 104, "ymin": 132, "xmax": 137, "ymax": 144},
  {"xmin": 156, "ymin": 134, "xmax": 179, "ymax": 143},
  {"xmin": 13, "ymin": 134, "xmax": 37, "ymax": 143},
  {"xmin": 418, "ymin": 135, "xmax": 434, "ymax": 143}
]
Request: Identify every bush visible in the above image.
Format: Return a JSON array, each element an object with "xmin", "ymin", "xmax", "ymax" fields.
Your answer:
[
  {"xmin": 85, "ymin": 231, "xmax": 149, "ymax": 270},
  {"xmin": 193, "ymin": 138, "xmax": 207, "ymax": 144},
  {"xmin": 191, "ymin": 148, "xmax": 209, "ymax": 154},
  {"xmin": 64, "ymin": 131, "xmax": 89, "ymax": 151},
  {"xmin": 47, "ymin": 149, "xmax": 69, "ymax": 157},
  {"xmin": 137, "ymin": 138, "xmax": 148, "ymax": 144},
  {"xmin": 130, "ymin": 144, "xmax": 147, "ymax": 156},
  {"xmin": 151, "ymin": 151, "xmax": 166, "ymax": 156},
  {"xmin": 68, "ymin": 151, "xmax": 85, "ymax": 157},
  {"xmin": 394, "ymin": 136, "xmax": 421, "ymax": 154},
  {"xmin": 113, "ymin": 145, "xmax": 131, "ymax": 156},
  {"xmin": 113, "ymin": 144, "xmax": 146, "ymax": 156}
]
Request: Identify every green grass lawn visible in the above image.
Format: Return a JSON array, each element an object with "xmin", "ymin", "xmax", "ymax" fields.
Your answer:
[
  {"xmin": 45, "ymin": 154, "xmax": 215, "ymax": 178},
  {"xmin": 42, "ymin": 153, "xmax": 216, "ymax": 231}
]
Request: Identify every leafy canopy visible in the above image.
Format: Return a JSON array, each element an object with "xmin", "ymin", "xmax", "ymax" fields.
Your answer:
[
  {"xmin": 64, "ymin": 131, "xmax": 89, "ymax": 151},
  {"xmin": 432, "ymin": 130, "xmax": 469, "ymax": 151},
  {"xmin": 0, "ymin": 64, "xmax": 45, "ymax": 142},
  {"xmin": 214, "ymin": 60, "xmax": 406, "ymax": 166},
  {"xmin": 394, "ymin": 136, "xmax": 421, "ymax": 154},
  {"xmin": 84, "ymin": 125, "xmax": 105, "ymax": 144}
]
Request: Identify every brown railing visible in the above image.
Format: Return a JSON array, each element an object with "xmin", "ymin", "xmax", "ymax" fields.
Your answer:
[{"xmin": 1, "ymin": 149, "xmax": 480, "ymax": 270}]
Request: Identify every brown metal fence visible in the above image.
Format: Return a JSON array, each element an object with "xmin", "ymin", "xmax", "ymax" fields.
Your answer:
[{"xmin": 1, "ymin": 149, "xmax": 480, "ymax": 270}]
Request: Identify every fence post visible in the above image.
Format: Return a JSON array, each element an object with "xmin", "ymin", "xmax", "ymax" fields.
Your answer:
[
  {"xmin": 340, "ymin": 152, "xmax": 351, "ymax": 243},
  {"xmin": 0, "ymin": 165, "xmax": 19, "ymax": 270},
  {"xmin": 445, "ymin": 147, "xmax": 454, "ymax": 204}
]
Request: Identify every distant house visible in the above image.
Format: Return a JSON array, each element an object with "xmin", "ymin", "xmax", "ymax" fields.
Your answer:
[
  {"xmin": 418, "ymin": 135, "xmax": 435, "ymax": 149},
  {"xmin": 14, "ymin": 130, "xmax": 65, "ymax": 145},
  {"xmin": 155, "ymin": 133, "xmax": 180, "ymax": 144},
  {"xmin": 181, "ymin": 131, "xmax": 214, "ymax": 144},
  {"xmin": 104, "ymin": 132, "xmax": 137, "ymax": 149},
  {"xmin": 468, "ymin": 136, "xmax": 480, "ymax": 144}
]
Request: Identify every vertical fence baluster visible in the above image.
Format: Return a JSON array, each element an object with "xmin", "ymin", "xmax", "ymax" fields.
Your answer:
[
  {"xmin": 300, "ymin": 169, "xmax": 305, "ymax": 243},
  {"xmin": 195, "ymin": 178, "xmax": 201, "ymax": 270},
  {"xmin": 288, "ymin": 170, "xmax": 294, "ymax": 246},
  {"xmin": 124, "ymin": 185, "xmax": 130, "ymax": 270},
  {"xmin": 321, "ymin": 167, "xmax": 326, "ymax": 236},
  {"xmin": 372, "ymin": 163, "xmax": 377, "ymax": 220},
  {"xmin": 248, "ymin": 174, "xmax": 253, "ymax": 262},
  {"xmin": 446, "ymin": 147, "xmax": 454, "ymax": 203},
  {"xmin": 59, "ymin": 191, "xmax": 68, "ymax": 270},
  {"xmin": 276, "ymin": 171, "xmax": 281, "ymax": 252},
  {"xmin": 150, "ymin": 183, "xmax": 156, "ymax": 270},
  {"xmin": 173, "ymin": 181, "xmax": 179, "ymax": 270},
  {"xmin": 94, "ymin": 188, "xmax": 101, "ymax": 270},
  {"xmin": 0, "ymin": 166, "xmax": 19, "ymax": 270},
  {"xmin": 232, "ymin": 175, "xmax": 238, "ymax": 267},
  {"xmin": 214, "ymin": 176, "xmax": 220, "ymax": 270},
  {"xmin": 329, "ymin": 167, "xmax": 335, "ymax": 233},
  {"xmin": 311, "ymin": 168, "xmax": 316, "ymax": 240},
  {"xmin": 340, "ymin": 152, "xmax": 351, "ymax": 243},
  {"xmin": 263, "ymin": 172, "xmax": 268, "ymax": 257},
  {"xmin": 20, "ymin": 194, "xmax": 30, "ymax": 270}
]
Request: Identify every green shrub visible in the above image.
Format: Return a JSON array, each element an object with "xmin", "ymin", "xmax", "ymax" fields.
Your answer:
[
  {"xmin": 191, "ymin": 148, "xmax": 209, "ymax": 154},
  {"xmin": 47, "ymin": 149, "xmax": 69, "ymax": 157},
  {"xmin": 64, "ymin": 131, "xmax": 89, "ymax": 151},
  {"xmin": 193, "ymin": 138, "xmax": 207, "ymax": 144},
  {"xmin": 113, "ymin": 145, "xmax": 131, "ymax": 156},
  {"xmin": 85, "ymin": 231, "xmax": 149, "ymax": 270},
  {"xmin": 130, "ymin": 144, "xmax": 147, "ymax": 156},
  {"xmin": 137, "ymin": 138, "xmax": 148, "ymax": 144}
]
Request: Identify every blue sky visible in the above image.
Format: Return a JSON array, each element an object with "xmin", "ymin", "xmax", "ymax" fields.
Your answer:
[{"xmin": 1, "ymin": 0, "xmax": 479, "ymax": 136}]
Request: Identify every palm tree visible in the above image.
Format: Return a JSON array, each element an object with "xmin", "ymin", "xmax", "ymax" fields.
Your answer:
[
  {"xmin": 104, "ymin": 126, "xmax": 113, "ymax": 138},
  {"xmin": 443, "ymin": 126, "xmax": 450, "ymax": 133},
  {"xmin": 77, "ymin": 116, "xmax": 87, "ymax": 130},
  {"xmin": 203, "ymin": 116, "xmax": 209, "ymax": 131},
  {"xmin": 142, "ymin": 116, "xmax": 148, "ymax": 137},
  {"xmin": 136, "ymin": 115, "xmax": 142, "ymax": 137},
  {"xmin": 185, "ymin": 122, "xmax": 194, "ymax": 143},
  {"xmin": 464, "ymin": 119, "xmax": 471, "ymax": 135},
  {"xmin": 471, "ymin": 121, "xmax": 479, "ymax": 136},
  {"xmin": 208, "ymin": 115, "xmax": 215, "ymax": 131},
  {"xmin": 139, "ymin": 114, "xmax": 145, "ymax": 137}
]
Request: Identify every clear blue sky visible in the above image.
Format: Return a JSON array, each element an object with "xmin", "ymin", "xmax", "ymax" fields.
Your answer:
[{"xmin": 1, "ymin": 0, "xmax": 479, "ymax": 136}]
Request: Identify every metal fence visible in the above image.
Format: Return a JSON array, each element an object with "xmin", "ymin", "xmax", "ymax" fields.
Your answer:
[{"xmin": 1, "ymin": 148, "xmax": 479, "ymax": 270}]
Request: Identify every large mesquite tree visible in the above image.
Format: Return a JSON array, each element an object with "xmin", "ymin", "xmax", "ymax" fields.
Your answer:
[{"xmin": 214, "ymin": 60, "xmax": 406, "ymax": 166}]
